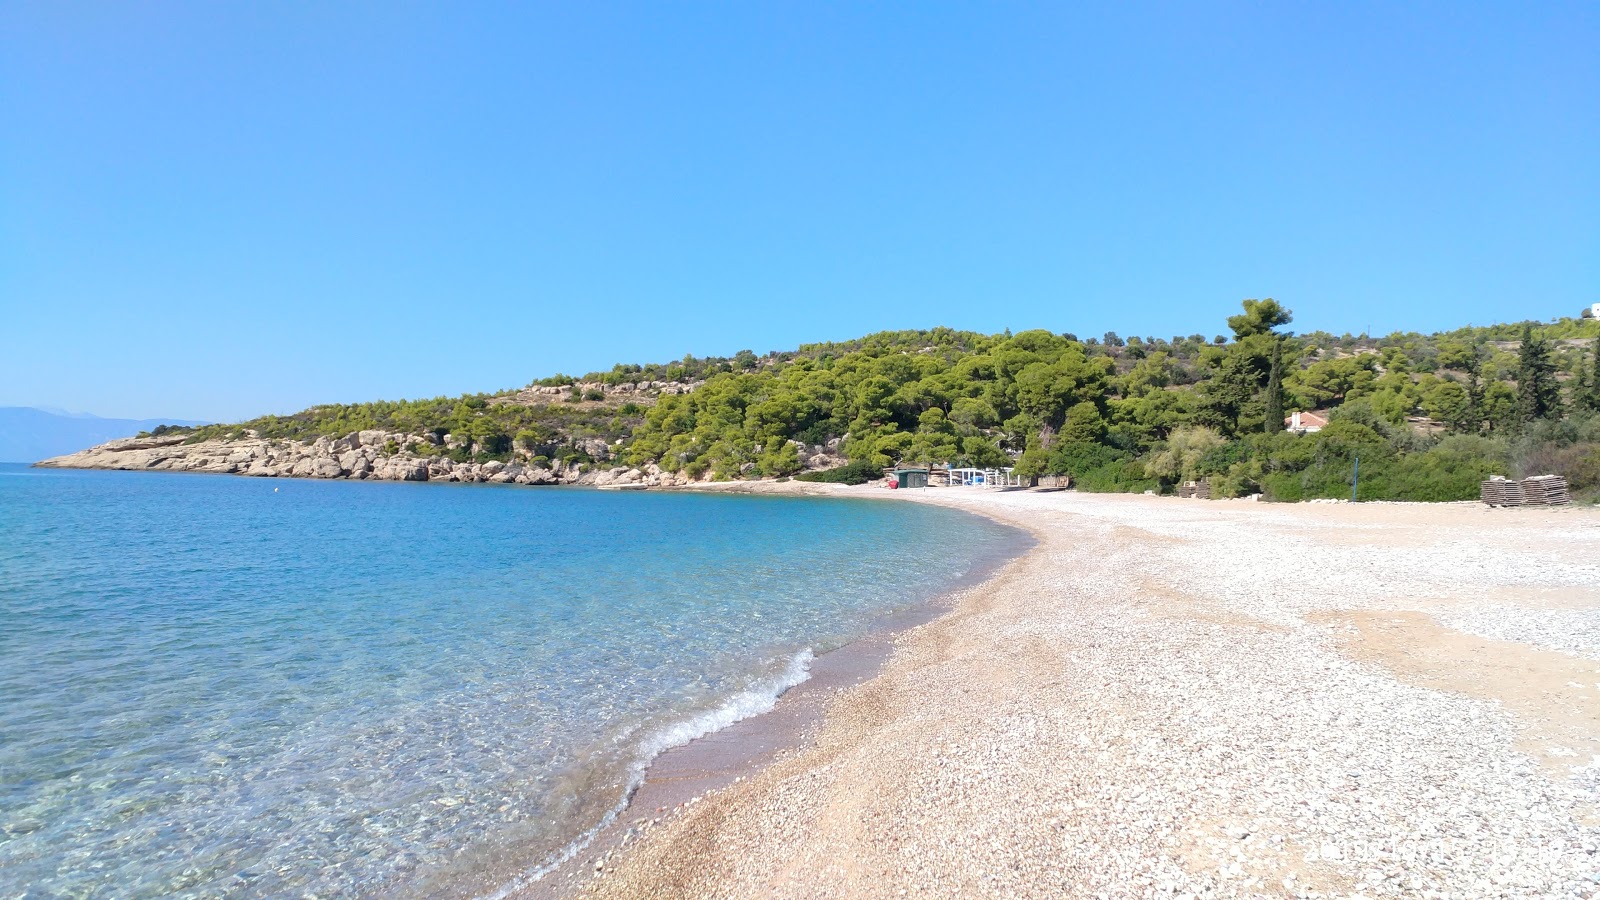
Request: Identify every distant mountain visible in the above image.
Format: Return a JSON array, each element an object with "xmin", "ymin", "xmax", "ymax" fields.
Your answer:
[{"xmin": 0, "ymin": 408, "xmax": 207, "ymax": 463}]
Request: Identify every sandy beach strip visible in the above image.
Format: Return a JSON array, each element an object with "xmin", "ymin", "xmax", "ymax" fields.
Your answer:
[{"xmin": 544, "ymin": 488, "xmax": 1600, "ymax": 898}]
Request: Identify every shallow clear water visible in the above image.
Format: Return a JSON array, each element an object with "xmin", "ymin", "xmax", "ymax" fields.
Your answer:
[{"xmin": 0, "ymin": 465, "xmax": 1024, "ymax": 898}]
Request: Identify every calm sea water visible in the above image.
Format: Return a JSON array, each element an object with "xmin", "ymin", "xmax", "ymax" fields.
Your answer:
[{"xmin": 0, "ymin": 465, "xmax": 1024, "ymax": 898}]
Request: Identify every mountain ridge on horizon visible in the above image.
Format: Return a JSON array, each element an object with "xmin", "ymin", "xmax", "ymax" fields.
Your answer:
[{"xmin": 0, "ymin": 407, "xmax": 207, "ymax": 464}]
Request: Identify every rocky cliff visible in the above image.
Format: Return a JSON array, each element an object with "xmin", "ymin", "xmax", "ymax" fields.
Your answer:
[
  {"xmin": 36, "ymin": 430, "xmax": 847, "ymax": 488},
  {"xmin": 36, "ymin": 431, "xmax": 700, "ymax": 487}
]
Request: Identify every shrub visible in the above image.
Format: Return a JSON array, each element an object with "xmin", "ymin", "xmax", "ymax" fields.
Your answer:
[
  {"xmin": 794, "ymin": 459, "xmax": 881, "ymax": 485},
  {"xmin": 1144, "ymin": 426, "xmax": 1226, "ymax": 483},
  {"xmin": 1516, "ymin": 441, "xmax": 1600, "ymax": 493},
  {"xmin": 137, "ymin": 424, "xmax": 196, "ymax": 438},
  {"xmin": 1074, "ymin": 458, "xmax": 1159, "ymax": 493}
]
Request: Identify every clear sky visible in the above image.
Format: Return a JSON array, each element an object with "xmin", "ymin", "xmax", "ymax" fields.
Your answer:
[{"xmin": 3, "ymin": 3, "xmax": 1596, "ymax": 422}]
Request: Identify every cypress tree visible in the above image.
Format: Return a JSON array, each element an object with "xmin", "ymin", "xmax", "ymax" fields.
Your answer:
[
  {"xmin": 1516, "ymin": 323, "xmax": 1562, "ymax": 426},
  {"xmin": 1573, "ymin": 351, "xmax": 1589, "ymax": 409},
  {"xmin": 1263, "ymin": 338, "xmax": 1284, "ymax": 433},
  {"xmin": 1463, "ymin": 345, "xmax": 1485, "ymax": 432},
  {"xmin": 1586, "ymin": 340, "xmax": 1600, "ymax": 412}
]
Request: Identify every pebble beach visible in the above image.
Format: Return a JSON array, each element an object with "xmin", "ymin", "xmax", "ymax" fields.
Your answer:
[{"xmin": 560, "ymin": 488, "xmax": 1600, "ymax": 898}]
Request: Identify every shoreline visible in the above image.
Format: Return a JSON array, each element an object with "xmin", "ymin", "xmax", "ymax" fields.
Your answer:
[
  {"xmin": 7, "ymin": 468, "xmax": 1021, "ymax": 898},
  {"xmin": 509, "ymin": 482, "xmax": 1033, "ymax": 898},
  {"xmin": 559, "ymin": 487, "xmax": 1600, "ymax": 897},
  {"xmin": 20, "ymin": 465, "xmax": 1600, "ymax": 894}
]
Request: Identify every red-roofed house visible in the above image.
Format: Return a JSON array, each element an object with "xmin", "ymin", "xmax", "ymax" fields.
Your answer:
[{"xmin": 1285, "ymin": 411, "xmax": 1329, "ymax": 434}]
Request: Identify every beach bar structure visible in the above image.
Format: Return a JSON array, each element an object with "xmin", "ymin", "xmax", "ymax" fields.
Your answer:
[{"xmin": 947, "ymin": 466, "xmax": 1023, "ymax": 488}]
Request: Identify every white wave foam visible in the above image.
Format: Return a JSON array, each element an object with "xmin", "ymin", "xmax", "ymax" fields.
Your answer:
[
  {"xmin": 636, "ymin": 648, "xmax": 814, "ymax": 761},
  {"xmin": 481, "ymin": 648, "xmax": 815, "ymax": 899}
]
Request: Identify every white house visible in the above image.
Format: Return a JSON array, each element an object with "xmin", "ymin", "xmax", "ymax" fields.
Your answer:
[{"xmin": 1285, "ymin": 411, "xmax": 1329, "ymax": 434}]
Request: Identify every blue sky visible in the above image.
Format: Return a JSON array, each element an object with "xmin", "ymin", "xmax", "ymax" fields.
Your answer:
[{"xmin": 3, "ymin": 3, "xmax": 1595, "ymax": 422}]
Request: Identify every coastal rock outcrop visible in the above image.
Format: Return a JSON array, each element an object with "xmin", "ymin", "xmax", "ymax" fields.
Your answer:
[
  {"xmin": 36, "ymin": 431, "xmax": 706, "ymax": 489},
  {"xmin": 795, "ymin": 438, "xmax": 847, "ymax": 471},
  {"xmin": 34, "ymin": 373, "xmax": 728, "ymax": 490}
]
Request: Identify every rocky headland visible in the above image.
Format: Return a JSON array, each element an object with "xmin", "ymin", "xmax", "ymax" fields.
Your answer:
[{"xmin": 35, "ymin": 430, "xmax": 847, "ymax": 488}]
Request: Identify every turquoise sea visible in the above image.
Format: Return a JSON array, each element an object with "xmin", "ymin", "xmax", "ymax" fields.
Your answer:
[{"xmin": 0, "ymin": 465, "xmax": 1024, "ymax": 898}]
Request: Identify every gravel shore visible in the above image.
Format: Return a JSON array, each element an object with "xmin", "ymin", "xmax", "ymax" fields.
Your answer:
[{"xmin": 565, "ymin": 490, "xmax": 1600, "ymax": 898}]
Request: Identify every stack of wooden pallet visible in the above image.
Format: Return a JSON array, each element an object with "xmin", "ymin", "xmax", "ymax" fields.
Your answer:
[
  {"xmin": 1520, "ymin": 474, "xmax": 1572, "ymax": 506},
  {"xmin": 1481, "ymin": 474, "xmax": 1572, "ymax": 507}
]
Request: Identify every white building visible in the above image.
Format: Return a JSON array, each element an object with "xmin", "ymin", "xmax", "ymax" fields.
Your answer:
[{"xmin": 1285, "ymin": 411, "xmax": 1329, "ymax": 434}]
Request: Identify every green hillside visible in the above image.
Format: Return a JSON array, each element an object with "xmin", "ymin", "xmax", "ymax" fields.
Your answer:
[{"xmin": 170, "ymin": 301, "xmax": 1600, "ymax": 501}]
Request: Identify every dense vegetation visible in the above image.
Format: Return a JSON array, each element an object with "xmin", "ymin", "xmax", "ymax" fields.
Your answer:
[
  {"xmin": 182, "ymin": 393, "xmax": 651, "ymax": 466},
  {"xmin": 174, "ymin": 301, "xmax": 1600, "ymax": 501}
]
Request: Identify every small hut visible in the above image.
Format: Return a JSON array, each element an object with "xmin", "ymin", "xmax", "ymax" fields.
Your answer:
[{"xmin": 889, "ymin": 466, "xmax": 930, "ymax": 489}]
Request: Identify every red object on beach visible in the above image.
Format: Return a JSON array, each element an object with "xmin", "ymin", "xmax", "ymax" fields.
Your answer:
[{"xmin": 887, "ymin": 476, "xmax": 899, "ymax": 489}]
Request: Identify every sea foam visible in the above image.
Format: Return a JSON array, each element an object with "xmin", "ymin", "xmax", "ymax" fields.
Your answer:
[
  {"xmin": 485, "ymin": 648, "xmax": 816, "ymax": 898},
  {"xmin": 636, "ymin": 648, "xmax": 815, "ymax": 760}
]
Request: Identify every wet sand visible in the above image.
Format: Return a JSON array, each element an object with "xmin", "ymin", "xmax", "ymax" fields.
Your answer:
[{"xmin": 536, "ymin": 488, "xmax": 1600, "ymax": 898}]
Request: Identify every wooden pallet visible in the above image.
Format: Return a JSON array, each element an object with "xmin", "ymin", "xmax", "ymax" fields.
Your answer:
[
  {"xmin": 1482, "ymin": 474, "xmax": 1570, "ymax": 507},
  {"xmin": 1481, "ymin": 477, "xmax": 1524, "ymax": 506}
]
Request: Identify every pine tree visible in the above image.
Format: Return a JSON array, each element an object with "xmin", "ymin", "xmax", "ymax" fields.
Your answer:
[
  {"xmin": 1263, "ymin": 338, "xmax": 1284, "ymax": 433},
  {"xmin": 1516, "ymin": 323, "xmax": 1562, "ymax": 426}
]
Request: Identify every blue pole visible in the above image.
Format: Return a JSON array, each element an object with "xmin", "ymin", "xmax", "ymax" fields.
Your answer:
[{"xmin": 1352, "ymin": 456, "xmax": 1360, "ymax": 502}]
